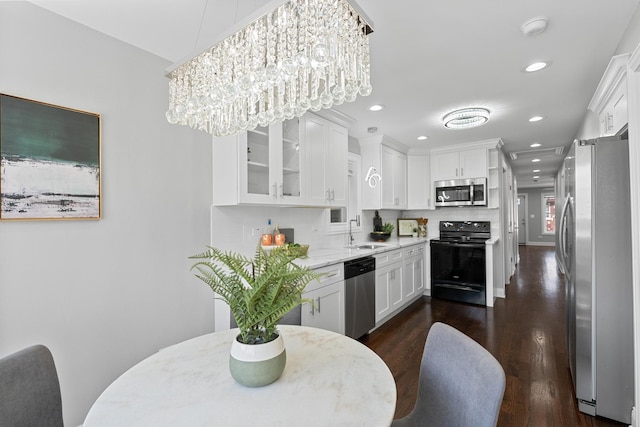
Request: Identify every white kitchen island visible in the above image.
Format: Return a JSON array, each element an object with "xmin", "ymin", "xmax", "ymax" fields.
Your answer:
[{"xmin": 83, "ymin": 325, "xmax": 397, "ymax": 427}]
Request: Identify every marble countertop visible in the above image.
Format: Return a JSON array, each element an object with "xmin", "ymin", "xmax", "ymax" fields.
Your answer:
[
  {"xmin": 294, "ymin": 237, "xmax": 429, "ymax": 269},
  {"xmin": 84, "ymin": 325, "xmax": 397, "ymax": 427}
]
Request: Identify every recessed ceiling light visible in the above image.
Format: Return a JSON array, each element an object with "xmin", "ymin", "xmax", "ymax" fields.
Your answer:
[
  {"xmin": 443, "ymin": 107, "xmax": 490, "ymax": 129},
  {"xmin": 525, "ymin": 62, "xmax": 548, "ymax": 72},
  {"xmin": 533, "ymin": 175, "xmax": 540, "ymax": 179},
  {"xmin": 529, "ymin": 116, "xmax": 544, "ymax": 122},
  {"xmin": 533, "ymin": 169, "xmax": 541, "ymax": 173},
  {"xmin": 530, "ymin": 143, "xmax": 542, "ymax": 148},
  {"xmin": 532, "ymin": 158, "xmax": 541, "ymax": 163},
  {"xmin": 369, "ymin": 104, "xmax": 384, "ymax": 111},
  {"xmin": 417, "ymin": 135, "xmax": 428, "ymax": 141}
]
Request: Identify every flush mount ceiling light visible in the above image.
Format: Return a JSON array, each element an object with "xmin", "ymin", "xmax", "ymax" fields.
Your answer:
[
  {"xmin": 530, "ymin": 143, "xmax": 542, "ymax": 148},
  {"xmin": 533, "ymin": 169, "xmax": 541, "ymax": 173},
  {"xmin": 369, "ymin": 104, "xmax": 384, "ymax": 111},
  {"xmin": 532, "ymin": 158, "xmax": 541, "ymax": 163},
  {"xmin": 525, "ymin": 62, "xmax": 548, "ymax": 72},
  {"xmin": 443, "ymin": 108, "xmax": 490, "ymax": 129},
  {"xmin": 165, "ymin": 0, "xmax": 373, "ymax": 136},
  {"xmin": 417, "ymin": 135, "xmax": 428, "ymax": 141},
  {"xmin": 529, "ymin": 116, "xmax": 544, "ymax": 122}
]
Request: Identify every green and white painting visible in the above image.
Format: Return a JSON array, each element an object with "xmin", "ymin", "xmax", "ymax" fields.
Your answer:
[{"xmin": 0, "ymin": 94, "xmax": 101, "ymax": 220}]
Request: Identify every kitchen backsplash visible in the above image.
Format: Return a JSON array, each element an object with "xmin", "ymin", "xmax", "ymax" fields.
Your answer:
[{"xmin": 210, "ymin": 205, "xmax": 500, "ymax": 255}]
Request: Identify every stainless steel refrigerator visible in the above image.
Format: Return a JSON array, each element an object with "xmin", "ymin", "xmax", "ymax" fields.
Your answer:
[{"xmin": 558, "ymin": 135, "xmax": 634, "ymax": 423}]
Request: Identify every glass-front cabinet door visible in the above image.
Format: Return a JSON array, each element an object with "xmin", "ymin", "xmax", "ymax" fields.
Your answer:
[
  {"xmin": 239, "ymin": 118, "xmax": 303, "ymax": 205},
  {"xmin": 245, "ymin": 125, "xmax": 270, "ymax": 199},
  {"xmin": 279, "ymin": 117, "xmax": 302, "ymax": 203}
]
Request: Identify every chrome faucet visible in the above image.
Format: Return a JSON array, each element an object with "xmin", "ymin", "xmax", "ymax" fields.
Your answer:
[{"xmin": 349, "ymin": 215, "xmax": 361, "ymax": 245}]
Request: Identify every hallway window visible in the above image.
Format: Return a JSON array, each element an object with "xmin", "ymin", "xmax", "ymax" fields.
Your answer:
[{"xmin": 542, "ymin": 193, "xmax": 555, "ymax": 234}]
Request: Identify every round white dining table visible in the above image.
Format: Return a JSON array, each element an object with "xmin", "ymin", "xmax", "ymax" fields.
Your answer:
[{"xmin": 83, "ymin": 325, "xmax": 397, "ymax": 426}]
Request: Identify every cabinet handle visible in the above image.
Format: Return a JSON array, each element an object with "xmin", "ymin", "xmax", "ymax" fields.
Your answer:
[
  {"xmin": 310, "ymin": 302, "xmax": 315, "ymax": 316},
  {"xmin": 461, "ymin": 167, "xmax": 464, "ymax": 176},
  {"xmin": 330, "ymin": 189, "xmax": 335, "ymax": 201},
  {"xmin": 326, "ymin": 189, "xmax": 330, "ymax": 201},
  {"xmin": 316, "ymin": 297, "xmax": 321, "ymax": 313},
  {"xmin": 456, "ymin": 168, "xmax": 458, "ymax": 177},
  {"xmin": 273, "ymin": 183, "xmax": 278, "ymax": 199},
  {"xmin": 279, "ymin": 183, "xmax": 284, "ymax": 199}
]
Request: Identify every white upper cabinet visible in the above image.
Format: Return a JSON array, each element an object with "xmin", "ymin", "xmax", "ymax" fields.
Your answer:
[
  {"xmin": 212, "ymin": 118, "xmax": 303, "ymax": 206},
  {"xmin": 380, "ymin": 145, "xmax": 407, "ymax": 209},
  {"xmin": 360, "ymin": 134, "xmax": 408, "ymax": 210},
  {"xmin": 407, "ymin": 153, "xmax": 431, "ymax": 210},
  {"xmin": 212, "ymin": 113, "xmax": 348, "ymax": 207},
  {"xmin": 303, "ymin": 113, "xmax": 348, "ymax": 207},
  {"xmin": 430, "ymin": 147, "xmax": 487, "ymax": 182},
  {"xmin": 588, "ymin": 53, "xmax": 630, "ymax": 137}
]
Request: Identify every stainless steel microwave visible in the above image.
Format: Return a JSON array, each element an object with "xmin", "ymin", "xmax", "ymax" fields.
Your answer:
[{"xmin": 434, "ymin": 178, "xmax": 487, "ymax": 207}]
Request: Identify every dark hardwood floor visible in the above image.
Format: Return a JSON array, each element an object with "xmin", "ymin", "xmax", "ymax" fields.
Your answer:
[{"xmin": 362, "ymin": 245, "xmax": 626, "ymax": 427}]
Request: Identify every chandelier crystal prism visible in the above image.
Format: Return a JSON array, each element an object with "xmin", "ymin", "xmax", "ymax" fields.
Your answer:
[{"xmin": 165, "ymin": 0, "xmax": 373, "ymax": 137}]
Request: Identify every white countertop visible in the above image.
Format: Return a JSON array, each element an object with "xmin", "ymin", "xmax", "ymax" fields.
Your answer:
[
  {"xmin": 84, "ymin": 325, "xmax": 397, "ymax": 427},
  {"xmin": 294, "ymin": 237, "xmax": 430, "ymax": 269}
]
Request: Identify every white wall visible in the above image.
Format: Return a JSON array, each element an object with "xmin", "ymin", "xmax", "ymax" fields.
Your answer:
[
  {"xmin": 0, "ymin": 3, "xmax": 214, "ymax": 425},
  {"xmin": 518, "ymin": 187, "xmax": 556, "ymax": 245}
]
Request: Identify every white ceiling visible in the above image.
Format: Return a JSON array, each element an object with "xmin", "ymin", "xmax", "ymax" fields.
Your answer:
[{"xmin": 29, "ymin": 0, "xmax": 640, "ymax": 188}]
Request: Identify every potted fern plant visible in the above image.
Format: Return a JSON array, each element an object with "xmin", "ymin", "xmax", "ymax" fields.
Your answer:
[{"xmin": 189, "ymin": 245, "xmax": 320, "ymax": 387}]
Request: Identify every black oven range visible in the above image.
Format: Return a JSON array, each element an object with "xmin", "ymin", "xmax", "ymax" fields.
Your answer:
[{"xmin": 430, "ymin": 221, "xmax": 491, "ymax": 305}]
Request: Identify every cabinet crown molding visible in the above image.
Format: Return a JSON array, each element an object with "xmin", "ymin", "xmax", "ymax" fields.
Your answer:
[
  {"xmin": 358, "ymin": 134, "xmax": 409, "ymax": 153},
  {"xmin": 588, "ymin": 53, "xmax": 630, "ymax": 114},
  {"xmin": 429, "ymin": 138, "xmax": 503, "ymax": 155}
]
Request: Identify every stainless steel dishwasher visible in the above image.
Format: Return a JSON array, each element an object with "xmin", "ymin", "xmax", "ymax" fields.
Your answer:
[{"xmin": 344, "ymin": 256, "xmax": 376, "ymax": 339}]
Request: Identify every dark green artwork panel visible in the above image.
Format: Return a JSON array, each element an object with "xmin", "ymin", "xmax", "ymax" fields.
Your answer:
[{"xmin": 0, "ymin": 94, "xmax": 101, "ymax": 220}]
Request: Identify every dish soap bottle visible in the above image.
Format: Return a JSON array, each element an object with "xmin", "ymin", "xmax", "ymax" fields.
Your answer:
[{"xmin": 274, "ymin": 224, "xmax": 285, "ymax": 246}]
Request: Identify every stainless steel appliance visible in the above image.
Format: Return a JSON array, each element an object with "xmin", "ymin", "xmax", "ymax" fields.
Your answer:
[
  {"xmin": 434, "ymin": 178, "xmax": 487, "ymax": 207},
  {"xmin": 430, "ymin": 221, "xmax": 490, "ymax": 305},
  {"xmin": 558, "ymin": 135, "xmax": 634, "ymax": 423},
  {"xmin": 344, "ymin": 256, "xmax": 376, "ymax": 339}
]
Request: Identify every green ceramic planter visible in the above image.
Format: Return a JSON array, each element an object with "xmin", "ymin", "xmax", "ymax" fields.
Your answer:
[{"xmin": 229, "ymin": 333, "xmax": 286, "ymax": 387}]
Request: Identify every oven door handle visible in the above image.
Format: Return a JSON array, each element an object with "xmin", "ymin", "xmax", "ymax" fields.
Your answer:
[
  {"xmin": 435, "ymin": 283, "xmax": 482, "ymax": 292},
  {"xmin": 431, "ymin": 242, "xmax": 485, "ymax": 248}
]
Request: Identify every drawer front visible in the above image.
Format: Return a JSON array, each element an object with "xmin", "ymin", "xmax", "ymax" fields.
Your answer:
[
  {"xmin": 306, "ymin": 263, "xmax": 344, "ymax": 293},
  {"xmin": 404, "ymin": 243, "xmax": 425, "ymax": 258},
  {"xmin": 375, "ymin": 249, "xmax": 403, "ymax": 269}
]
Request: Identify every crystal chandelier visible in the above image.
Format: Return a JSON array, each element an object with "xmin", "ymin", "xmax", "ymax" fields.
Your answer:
[{"xmin": 165, "ymin": 0, "xmax": 373, "ymax": 137}]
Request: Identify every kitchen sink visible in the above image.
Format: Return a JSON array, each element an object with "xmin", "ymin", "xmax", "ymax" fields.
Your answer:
[{"xmin": 351, "ymin": 244, "xmax": 386, "ymax": 250}]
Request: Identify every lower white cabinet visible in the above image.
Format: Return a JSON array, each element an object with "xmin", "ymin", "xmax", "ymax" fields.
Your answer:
[
  {"xmin": 375, "ymin": 243, "xmax": 426, "ymax": 325},
  {"xmin": 302, "ymin": 263, "xmax": 345, "ymax": 334},
  {"xmin": 403, "ymin": 245, "xmax": 425, "ymax": 300},
  {"xmin": 301, "ymin": 281, "xmax": 345, "ymax": 334},
  {"xmin": 375, "ymin": 258, "xmax": 404, "ymax": 323}
]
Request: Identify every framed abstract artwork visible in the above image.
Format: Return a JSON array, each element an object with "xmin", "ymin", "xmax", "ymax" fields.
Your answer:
[
  {"xmin": 397, "ymin": 218, "xmax": 419, "ymax": 236},
  {"xmin": 0, "ymin": 94, "xmax": 101, "ymax": 220}
]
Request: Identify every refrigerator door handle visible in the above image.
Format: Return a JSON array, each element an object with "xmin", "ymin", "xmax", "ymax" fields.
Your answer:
[{"xmin": 558, "ymin": 193, "xmax": 571, "ymax": 272}]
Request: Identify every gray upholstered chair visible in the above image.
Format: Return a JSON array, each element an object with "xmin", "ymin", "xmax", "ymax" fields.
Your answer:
[
  {"xmin": 0, "ymin": 344, "xmax": 64, "ymax": 427},
  {"xmin": 392, "ymin": 322, "xmax": 506, "ymax": 427}
]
